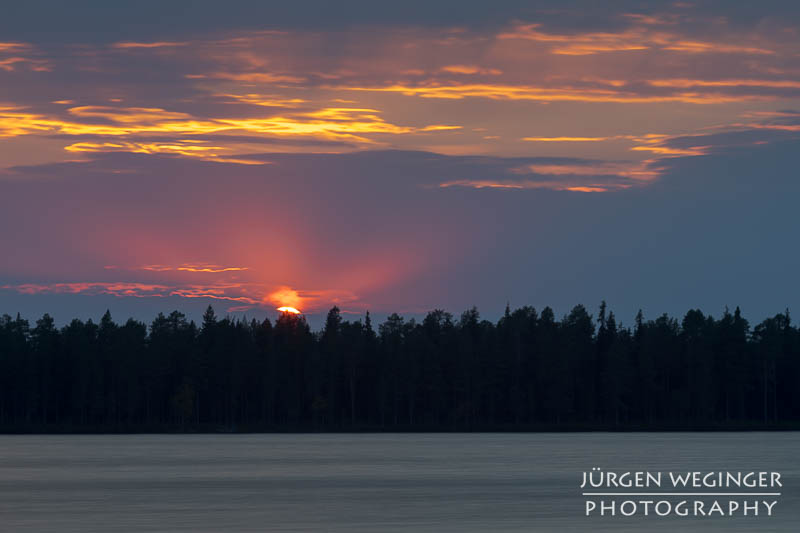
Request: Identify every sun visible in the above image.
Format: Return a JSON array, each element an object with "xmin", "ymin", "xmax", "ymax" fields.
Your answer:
[{"xmin": 277, "ymin": 306, "xmax": 301, "ymax": 315}]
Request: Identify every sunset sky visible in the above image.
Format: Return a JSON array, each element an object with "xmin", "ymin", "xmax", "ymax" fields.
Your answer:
[{"xmin": 2, "ymin": 1, "xmax": 800, "ymax": 325}]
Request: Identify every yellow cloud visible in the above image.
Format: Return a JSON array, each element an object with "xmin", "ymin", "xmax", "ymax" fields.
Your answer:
[
  {"xmin": 63, "ymin": 141, "xmax": 268, "ymax": 164},
  {"xmin": 136, "ymin": 264, "xmax": 249, "ymax": 273},
  {"xmin": 0, "ymin": 105, "xmax": 459, "ymax": 149}
]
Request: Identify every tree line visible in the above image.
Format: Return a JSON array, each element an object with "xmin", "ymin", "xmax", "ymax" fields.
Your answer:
[{"xmin": 0, "ymin": 302, "xmax": 797, "ymax": 432}]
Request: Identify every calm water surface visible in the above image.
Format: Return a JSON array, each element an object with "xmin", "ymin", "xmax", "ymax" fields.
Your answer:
[{"xmin": 0, "ymin": 433, "xmax": 797, "ymax": 532}]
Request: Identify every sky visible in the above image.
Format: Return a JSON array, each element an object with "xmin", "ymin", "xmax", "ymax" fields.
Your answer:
[{"xmin": 2, "ymin": 0, "xmax": 800, "ymax": 327}]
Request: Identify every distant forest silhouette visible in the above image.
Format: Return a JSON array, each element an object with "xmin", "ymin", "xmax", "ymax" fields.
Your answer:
[{"xmin": 0, "ymin": 302, "xmax": 797, "ymax": 432}]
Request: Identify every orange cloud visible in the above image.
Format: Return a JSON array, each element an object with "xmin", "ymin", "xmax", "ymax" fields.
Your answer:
[
  {"xmin": 4, "ymin": 282, "xmax": 171, "ymax": 297},
  {"xmin": 730, "ymin": 123, "xmax": 800, "ymax": 132},
  {"xmin": 663, "ymin": 41, "xmax": 773, "ymax": 55},
  {"xmin": 518, "ymin": 132, "xmax": 729, "ymax": 170},
  {"xmin": 169, "ymin": 286, "xmax": 259, "ymax": 305},
  {"xmin": 0, "ymin": 56, "xmax": 50, "ymax": 72},
  {"xmin": 65, "ymin": 140, "xmax": 223, "ymax": 156},
  {"xmin": 216, "ymin": 93, "xmax": 307, "ymax": 107},
  {"xmin": 217, "ymin": 107, "xmax": 459, "ymax": 142},
  {"xmin": 136, "ymin": 264, "xmax": 249, "ymax": 273},
  {"xmin": 1, "ymin": 281, "xmax": 356, "ymax": 313},
  {"xmin": 1, "ymin": 20, "xmax": 797, "ymax": 173},
  {"xmin": 187, "ymin": 72, "xmax": 305, "ymax": 84},
  {"xmin": 112, "ymin": 41, "xmax": 188, "ymax": 49},
  {"xmin": 0, "ymin": 57, "xmax": 29, "ymax": 71},
  {"xmin": 176, "ymin": 265, "xmax": 249, "ymax": 273},
  {"xmin": 497, "ymin": 24, "xmax": 650, "ymax": 55},
  {"xmin": 630, "ymin": 144, "xmax": 709, "ymax": 156},
  {"xmin": 440, "ymin": 65, "xmax": 502, "ymax": 75},
  {"xmin": 739, "ymin": 110, "xmax": 800, "ymax": 119},
  {"xmin": 340, "ymin": 83, "xmax": 754, "ymax": 104},
  {"xmin": 522, "ymin": 136, "xmax": 611, "ymax": 142},
  {"xmin": 0, "ymin": 106, "xmax": 217, "ymax": 137},
  {"xmin": 621, "ymin": 13, "xmax": 679, "ymax": 25},
  {"xmin": 0, "ymin": 41, "xmax": 50, "ymax": 71},
  {"xmin": 0, "ymin": 43, "xmax": 28, "ymax": 52},
  {"xmin": 63, "ymin": 140, "xmax": 268, "ymax": 163},
  {"xmin": 502, "ymin": 157, "xmax": 662, "ymax": 188},
  {"xmin": 518, "ymin": 162, "xmax": 650, "ymax": 178},
  {"xmin": 565, "ymin": 186, "xmax": 609, "ymax": 192},
  {"xmin": 438, "ymin": 179, "xmax": 617, "ymax": 192},
  {"xmin": 67, "ymin": 106, "xmax": 192, "ymax": 123},
  {"xmin": 0, "ymin": 104, "xmax": 459, "ymax": 152},
  {"xmin": 648, "ymin": 78, "xmax": 800, "ymax": 89},
  {"xmin": 498, "ymin": 23, "xmax": 775, "ymax": 56}
]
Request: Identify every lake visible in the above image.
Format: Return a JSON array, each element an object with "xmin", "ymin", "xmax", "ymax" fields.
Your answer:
[{"xmin": 0, "ymin": 433, "xmax": 797, "ymax": 531}]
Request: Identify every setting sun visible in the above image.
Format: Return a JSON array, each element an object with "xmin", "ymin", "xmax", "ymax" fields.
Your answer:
[{"xmin": 276, "ymin": 306, "xmax": 301, "ymax": 314}]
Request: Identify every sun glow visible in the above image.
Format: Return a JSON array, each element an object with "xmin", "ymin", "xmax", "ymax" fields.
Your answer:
[{"xmin": 277, "ymin": 306, "xmax": 301, "ymax": 314}]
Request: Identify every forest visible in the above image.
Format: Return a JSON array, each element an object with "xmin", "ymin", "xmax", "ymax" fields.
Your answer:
[{"xmin": 0, "ymin": 302, "xmax": 797, "ymax": 432}]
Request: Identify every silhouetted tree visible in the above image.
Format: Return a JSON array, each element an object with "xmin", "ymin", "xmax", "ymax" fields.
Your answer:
[{"xmin": 1, "ymin": 303, "xmax": 799, "ymax": 432}]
